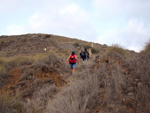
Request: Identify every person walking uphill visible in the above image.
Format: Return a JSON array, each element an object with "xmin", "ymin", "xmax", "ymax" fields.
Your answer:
[
  {"xmin": 84, "ymin": 48, "xmax": 90, "ymax": 60},
  {"xmin": 66, "ymin": 51, "xmax": 79, "ymax": 75},
  {"xmin": 80, "ymin": 50, "xmax": 86, "ymax": 61}
]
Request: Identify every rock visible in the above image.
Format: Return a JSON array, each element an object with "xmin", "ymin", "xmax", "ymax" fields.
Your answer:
[
  {"xmin": 135, "ymin": 79, "xmax": 140, "ymax": 82},
  {"xmin": 27, "ymin": 75, "xmax": 32, "ymax": 80},
  {"xmin": 128, "ymin": 92, "xmax": 134, "ymax": 96},
  {"xmin": 138, "ymin": 82, "xmax": 142, "ymax": 87}
]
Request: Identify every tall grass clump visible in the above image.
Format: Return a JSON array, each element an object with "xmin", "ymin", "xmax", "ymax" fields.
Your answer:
[
  {"xmin": 73, "ymin": 42, "xmax": 80, "ymax": 48},
  {"xmin": 141, "ymin": 40, "xmax": 150, "ymax": 54},
  {"xmin": 0, "ymin": 55, "xmax": 33, "ymax": 80},
  {"xmin": 91, "ymin": 48, "xmax": 99, "ymax": 54},
  {"xmin": 32, "ymin": 52, "xmax": 70, "ymax": 75},
  {"xmin": 22, "ymin": 85, "xmax": 59, "ymax": 113},
  {"xmin": 0, "ymin": 55, "xmax": 34, "ymax": 72},
  {"xmin": 104, "ymin": 44, "xmax": 126, "ymax": 58},
  {"xmin": 0, "ymin": 94, "xmax": 22, "ymax": 113},
  {"xmin": 0, "ymin": 53, "xmax": 50, "ymax": 73}
]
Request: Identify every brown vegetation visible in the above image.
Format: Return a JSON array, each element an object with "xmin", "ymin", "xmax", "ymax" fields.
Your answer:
[
  {"xmin": 0, "ymin": 34, "xmax": 150, "ymax": 113},
  {"xmin": 141, "ymin": 40, "xmax": 150, "ymax": 54}
]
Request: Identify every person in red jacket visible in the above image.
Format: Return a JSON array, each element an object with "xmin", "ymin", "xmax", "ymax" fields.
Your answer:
[{"xmin": 66, "ymin": 51, "xmax": 79, "ymax": 75}]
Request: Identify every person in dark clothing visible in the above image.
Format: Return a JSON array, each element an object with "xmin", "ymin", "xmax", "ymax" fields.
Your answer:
[
  {"xmin": 80, "ymin": 50, "xmax": 86, "ymax": 61},
  {"xmin": 84, "ymin": 48, "xmax": 90, "ymax": 60}
]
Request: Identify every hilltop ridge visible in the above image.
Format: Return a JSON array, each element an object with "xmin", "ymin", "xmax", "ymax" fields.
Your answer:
[{"xmin": 0, "ymin": 34, "xmax": 107, "ymax": 57}]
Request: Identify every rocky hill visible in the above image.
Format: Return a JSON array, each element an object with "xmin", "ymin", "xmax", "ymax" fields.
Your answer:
[{"xmin": 0, "ymin": 34, "xmax": 150, "ymax": 113}]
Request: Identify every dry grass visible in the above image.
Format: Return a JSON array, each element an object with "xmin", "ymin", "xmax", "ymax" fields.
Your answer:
[
  {"xmin": 0, "ymin": 35, "xmax": 17, "ymax": 43},
  {"xmin": 0, "ymin": 55, "xmax": 33, "ymax": 70},
  {"xmin": 91, "ymin": 48, "xmax": 99, "ymax": 54},
  {"xmin": 45, "ymin": 72, "xmax": 100, "ymax": 113},
  {"xmin": 1, "ymin": 49, "xmax": 150, "ymax": 113},
  {"xmin": 1, "ymin": 34, "xmax": 150, "ymax": 113},
  {"xmin": 0, "ymin": 52, "xmax": 68, "ymax": 113},
  {"xmin": 0, "ymin": 94, "xmax": 22, "ymax": 113},
  {"xmin": 83, "ymin": 44, "xmax": 92, "ymax": 49},
  {"xmin": 73, "ymin": 42, "xmax": 80, "ymax": 48},
  {"xmin": 0, "ymin": 52, "xmax": 150, "ymax": 113},
  {"xmin": 104, "ymin": 44, "xmax": 127, "ymax": 58},
  {"xmin": 0, "ymin": 52, "xmax": 68, "ymax": 93},
  {"xmin": 0, "ymin": 52, "xmax": 60, "ymax": 74},
  {"xmin": 141, "ymin": 40, "xmax": 150, "ymax": 54},
  {"xmin": 133, "ymin": 54, "xmax": 150, "ymax": 113},
  {"xmin": 0, "ymin": 55, "xmax": 33, "ymax": 88},
  {"xmin": 22, "ymin": 85, "xmax": 59, "ymax": 113}
]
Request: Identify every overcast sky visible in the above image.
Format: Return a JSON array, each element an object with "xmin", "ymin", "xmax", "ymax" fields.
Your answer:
[{"xmin": 0, "ymin": 0, "xmax": 150, "ymax": 52}]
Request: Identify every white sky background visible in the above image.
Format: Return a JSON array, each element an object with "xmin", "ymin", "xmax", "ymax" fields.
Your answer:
[{"xmin": 0, "ymin": 0, "xmax": 150, "ymax": 52}]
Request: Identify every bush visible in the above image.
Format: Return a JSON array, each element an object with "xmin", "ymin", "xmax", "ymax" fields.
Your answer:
[
  {"xmin": 73, "ymin": 43, "xmax": 80, "ymax": 48},
  {"xmin": 44, "ymin": 35, "xmax": 51, "ymax": 38},
  {"xmin": 45, "ymin": 72, "xmax": 100, "ymax": 113},
  {"xmin": 0, "ymin": 55, "xmax": 34, "ymax": 79},
  {"xmin": 0, "ymin": 95, "xmax": 22, "ymax": 113},
  {"xmin": 91, "ymin": 48, "xmax": 99, "ymax": 54},
  {"xmin": 3, "ymin": 55, "xmax": 34, "ymax": 71},
  {"xmin": 0, "ymin": 54, "xmax": 49, "ymax": 88},
  {"xmin": 83, "ymin": 45, "xmax": 91, "ymax": 49},
  {"xmin": 22, "ymin": 85, "xmax": 58, "ymax": 113},
  {"xmin": 0, "ymin": 53, "xmax": 49, "ymax": 75},
  {"xmin": 104, "ymin": 44, "xmax": 126, "ymax": 58},
  {"xmin": 141, "ymin": 40, "xmax": 150, "ymax": 54}
]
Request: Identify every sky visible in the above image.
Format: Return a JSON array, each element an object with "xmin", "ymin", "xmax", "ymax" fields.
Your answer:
[{"xmin": 0, "ymin": 0, "xmax": 150, "ymax": 52}]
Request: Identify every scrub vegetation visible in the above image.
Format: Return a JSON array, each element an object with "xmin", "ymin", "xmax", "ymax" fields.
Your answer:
[{"xmin": 0, "ymin": 34, "xmax": 150, "ymax": 113}]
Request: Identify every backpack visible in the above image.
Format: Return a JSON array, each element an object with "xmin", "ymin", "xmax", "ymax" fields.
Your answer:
[
  {"xmin": 69, "ymin": 55, "xmax": 76, "ymax": 64},
  {"xmin": 80, "ymin": 51, "xmax": 85, "ymax": 57},
  {"xmin": 85, "ymin": 51, "xmax": 89, "ymax": 58}
]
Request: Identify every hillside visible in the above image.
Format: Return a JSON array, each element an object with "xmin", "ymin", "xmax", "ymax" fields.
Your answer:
[{"xmin": 0, "ymin": 34, "xmax": 150, "ymax": 113}]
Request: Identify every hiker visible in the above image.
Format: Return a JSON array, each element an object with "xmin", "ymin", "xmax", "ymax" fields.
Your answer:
[
  {"xmin": 84, "ymin": 48, "xmax": 90, "ymax": 60},
  {"xmin": 80, "ymin": 50, "xmax": 86, "ymax": 61},
  {"xmin": 66, "ymin": 51, "xmax": 79, "ymax": 75}
]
